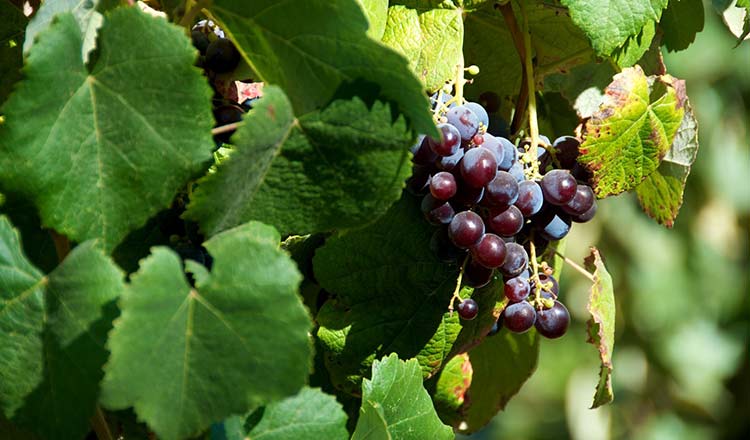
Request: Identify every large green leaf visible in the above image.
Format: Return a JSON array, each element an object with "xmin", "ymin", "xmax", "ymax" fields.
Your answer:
[
  {"xmin": 659, "ymin": 0, "xmax": 705, "ymax": 52},
  {"xmin": 22, "ymin": 0, "xmax": 102, "ymax": 62},
  {"xmin": 382, "ymin": 1, "xmax": 464, "ymax": 92},
  {"xmin": 313, "ymin": 195, "xmax": 461, "ymax": 394},
  {"xmin": 209, "ymin": 0, "xmax": 436, "ymax": 137},
  {"xmin": 0, "ymin": 216, "xmax": 123, "ymax": 440},
  {"xmin": 578, "ymin": 66, "xmax": 685, "ymax": 197},
  {"xmin": 0, "ymin": 8, "xmax": 214, "ymax": 251},
  {"xmin": 432, "ymin": 353, "xmax": 472, "ymax": 426},
  {"xmin": 100, "ymin": 222, "xmax": 313, "ymax": 440},
  {"xmin": 352, "ymin": 354, "xmax": 454, "ymax": 440},
  {"xmin": 184, "ymin": 86, "xmax": 412, "ymax": 238},
  {"xmin": 561, "ymin": 0, "xmax": 668, "ymax": 57},
  {"xmin": 0, "ymin": 0, "xmax": 26, "ymax": 106},
  {"xmin": 245, "ymin": 387, "xmax": 349, "ymax": 440},
  {"xmin": 356, "ymin": 0, "xmax": 389, "ymax": 39},
  {"xmin": 636, "ymin": 77, "xmax": 698, "ymax": 227},
  {"xmin": 584, "ymin": 247, "xmax": 615, "ymax": 408}
]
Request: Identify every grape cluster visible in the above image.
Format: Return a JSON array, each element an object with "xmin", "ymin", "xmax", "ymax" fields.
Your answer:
[{"xmin": 409, "ymin": 91, "xmax": 597, "ymax": 339}]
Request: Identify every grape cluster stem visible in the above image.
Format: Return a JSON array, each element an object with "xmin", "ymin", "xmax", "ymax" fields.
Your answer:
[{"xmin": 448, "ymin": 255, "xmax": 470, "ymax": 314}]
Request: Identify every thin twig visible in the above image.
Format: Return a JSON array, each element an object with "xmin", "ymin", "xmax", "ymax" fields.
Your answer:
[
  {"xmin": 550, "ymin": 247, "xmax": 596, "ymax": 282},
  {"xmin": 211, "ymin": 121, "xmax": 243, "ymax": 135},
  {"xmin": 498, "ymin": 2, "xmax": 528, "ymax": 136},
  {"xmin": 90, "ymin": 406, "xmax": 114, "ymax": 440}
]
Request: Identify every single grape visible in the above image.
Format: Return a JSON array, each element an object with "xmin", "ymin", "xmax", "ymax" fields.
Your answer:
[
  {"xmin": 504, "ymin": 276, "xmax": 530, "ymax": 303},
  {"xmin": 412, "ymin": 136, "xmax": 438, "ymax": 165},
  {"xmin": 465, "ymin": 102, "xmax": 490, "ymax": 128},
  {"xmin": 421, "ymin": 194, "xmax": 455, "ymax": 225},
  {"xmin": 213, "ymin": 104, "xmax": 244, "ymax": 143},
  {"xmin": 508, "ymin": 161, "xmax": 525, "ymax": 182},
  {"xmin": 533, "ymin": 273, "xmax": 559, "ymax": 295},
  {"xmin": 514, "ymin": 180, "xmax": 544, "ymax": 217},
  {"xmin": 405, "ymin": 165, "xmax": 431, "ymax": 195},
  {"xmin": 537, "ymin": 210, "xmax": 571, "ymax": 241},
  {"xmin": 205, "ymin": 37, "xmax": 240, "ymax": 73},
  {"xmin": 436, "ymin": 148, "xmax": 464, "ymax": 171},
  {"xmin": 461, "ymin": 147, "xmax": 497, "ymax": 188},
  {"xmin": 535, "ymin": 300, "xmax": 570, "ymax": 339},
  {"xmin": 429, "ymin": 123, "xmax": 462, "ymax": 156},
  {"xmin": 481, "ymin": 134, "xmax": 506, "ymax": 166},
  {"xmin": 471, "ymin": 233, "xmax": 507, "ymax": 268},
  {"xmin": 484, "ymin": 171, "xmax": 519, "ymax": 207},
  {"xmin": 487, "ymin": 205, "xmax": 524, "ymax": 237},
  {"xmin": 502, "ymin": 302, "xmax": 536, "ymax": 333},
  {"xmin": 487, "ymin": 319, "xmax": 502, "ymax": 337},
  {"xmin": 500, "ymin": 242, "xmax": 528, "ymax": 277},
  {"xmin": 541, "ymin": 169, "xmax": 578, "ymax": 205},
  {"xmin": 464, "ymin": 258, "xmax": 494, "ymax": 288},
  {"xmin": 572, "ymin": 201, "xmax": 597, "ymax": 223},
  {"xmin": 430, "ymin": 171, "xmax": 457, "ymax": 200},
  {"xmin": 472, "ymin": 134, "xmax": 485, "ymax": 145},
  {"xmin": 497, "ymin": 137, "xmax": 517, "ymax": 171},
  {"xmin": 430, "ymin": 228, "xmax": 463, "ymax": 263},
  {"xmin": 562, "ymin": 184, "xmax": 595, "ymax": 216},
  {"xmin": 191, "ymin": 29, "xmax": 210, "ymax": 55},
  {"xmin": 478, "ymin": 91, "xmax": 501, "ymax": 113},
  {"xmin": 452, "ymin": 175, "xmax": 485, "ymax": 208},
  {"xmin": 446, "ymin": 106, "xmax": 480, "ymax": 141},
  {"xmin": 457, "ymin": 298, "xmax": 479, "ymax": 320},
  {"xmin": 550, "ymin": 136, "xmax": 581, "ymax": 170},
  {"xmin": 448, "ymin": 211, "xmax": 485, "ymax": 248}
]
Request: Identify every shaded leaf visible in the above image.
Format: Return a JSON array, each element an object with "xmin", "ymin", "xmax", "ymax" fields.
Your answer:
[
  {"xmin": 356, "ymin": 0, "xmax": 389, "ymax": 39},
  {"xmin": 23, "ymin": 0, "xmax": 102, "ymax": 62},
  {"xmin": 584, "ymin": 247, "xmax": 616, "ymax": 408},
  {"xmin": 660, "ymin": 0, "xmax": 705, "ymax": 52},
  {"xmin": 100, "ymin": 222, "xmax": 313, "ymax": 440},
  {"xmin": 611, "ymin": 20, "xmax": 656, "ymax": 67},
  {"xmin": 0, "ymin": 0, "xmax": 26, "ymax": 105},
  {"xmin": 432, "ymin": 353, "xmax": 472, "ymax": 426}
]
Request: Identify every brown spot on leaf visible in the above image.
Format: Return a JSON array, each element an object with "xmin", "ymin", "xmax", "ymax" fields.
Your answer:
[{"xmin": 266, "ymin": 104, "xmax": 276, "ymax": 121}]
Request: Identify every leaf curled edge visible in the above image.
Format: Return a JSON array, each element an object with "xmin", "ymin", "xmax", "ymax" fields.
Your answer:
[{"xmin": 584, "ymin": 247, "xmax": 615, "ymax": 408}]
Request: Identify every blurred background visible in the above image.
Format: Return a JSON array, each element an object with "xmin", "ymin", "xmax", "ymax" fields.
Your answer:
[{"xmin": 464, "ymin": 2, "xmax": 749, "ymax": 439}]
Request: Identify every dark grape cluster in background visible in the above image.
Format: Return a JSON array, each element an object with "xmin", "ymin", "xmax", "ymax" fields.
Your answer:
[{"xmin": 408, "ymin": 91, "xmax": 598, "ymax": 339}]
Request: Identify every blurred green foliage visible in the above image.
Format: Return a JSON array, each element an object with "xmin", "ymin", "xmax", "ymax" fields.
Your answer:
[{"xmin": 462, "ymin": 2, "xmax": 750, "ymax": 439}]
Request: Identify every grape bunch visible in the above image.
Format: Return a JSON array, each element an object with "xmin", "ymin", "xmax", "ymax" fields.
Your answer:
[{"xmin": 408, "ymin": 90, "xmax": 597, "ymax": 339}]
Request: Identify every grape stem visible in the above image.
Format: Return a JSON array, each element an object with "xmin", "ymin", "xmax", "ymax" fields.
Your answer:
[
  {"xmin": 179, "ymin": 0, "xmax": 210, "ymax": 30},
  {"xmin": 211, "ymin": 121, "xmax": 244, "ymax": 136},
  {"xmin": 519, "ymin": 1, "xmax": 542, "ymax": 180},
  {"xmin": 497, "ymin": 2, "xmax": 528, "ymax": 135},
  {"xmin": 528, "ymin": 237, "xmax": 544, "ymax": 307},
  {"xmin": 453, "ymin": 53, "xmax": 466, "ymax": 104},
  {"xmin": 448, "ymin": 255, "xmax": 470, "ymax": 314},
  {"xmin": 550, "ymin": 247, "xmax": 596, "ymax": 282}
]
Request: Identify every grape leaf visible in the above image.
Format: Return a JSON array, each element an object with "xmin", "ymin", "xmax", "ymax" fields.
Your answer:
[
  {"xmin": 0, "ymin": 0, "xmax": 26, "ymax": 106},
  {"xmin": 611, "ymin": 20, "xmax": 656, "ymax": 67},
  {"xmin": 561, "ymin": 0, "xmax": 668, "ymax": 57},
  {"xmin": 22, "ymin": 0, "xmax": 102, "ymax": 62},
  {"xmin": 584, "ymin": 247, "xmax": 615, "ymax": 408},
  {"xmin": 382, "ymin": 1, "xmax": 464, "ymax": 92},
  {"xmin": 356, "ymin": 0, "xmax": 389, "ymax": 39},
  {"xmin": 578, "ymin": 66, "xmax": 685, "ymax": 197},
  {"xmin": 352, "ymin": 354, "xmax": 453, "ymax": 440},
  {"xmin": 244, "ymin": 387, "xmax": 349, "ymax": 440},
  {"xmin": 456, "ymin": 330, "xmax": 539, "ymax": 433},
  {"xmin": 100, "ymin": 222, "xmax": 313, "ymax": 440},
  {"xmin": 660, "ymin": 0, "xmax": 705, "ymax": 52},
  {"xmin": 636, "ymin": 77, "xmax": 697, "ymax": 227},
  {"xmin": 209, "ymin": 0, "xmax": 436, "ymax": 137},
  {"xmin": 448, "ymin": 278, "xmax": 505, "ymax": 357},
  {"xmin": 432, "ymin": 353, "xmax": 472, "ymax": 426},
  {"xmin": 0, "ymin": 216, "xmax": 123, "ymax": 440},
  {"xmin": 184, "ymin": 85, "xmax": 413, "ymax": 238},
  {"xmin": 313, "ymin": 195, "xmax": 461, "ymax": 394},
  {"xmin": 0, "ymin": 8, "xmax": 214, "ymax": 252},
  {"xmin": 543, "ymin": 61, "xmax": 618, "ymax": 119}
]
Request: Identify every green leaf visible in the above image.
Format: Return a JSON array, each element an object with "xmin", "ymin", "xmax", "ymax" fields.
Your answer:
[
  {"xmin": 0, "ymin": 0, "xmax": 26, "ymax": 106},
  {"xmin": 660, "ymin": 0, "xmax": 705, "ymax": 52},
  {"xmin": 561, "ymin": 0, "xmax": 668, "ymax": 57},
  {"xmin": 0, "ymin": 8, "xmax": 213, "ymax": 251},
  {"xmin": 543, "ymin": 61, "xmax": 618, "ymax": 119},
  {"xmin": 356, "ymin": 0, "xmax": 389, "ymax": 40},
  {"xmin": 23, "ymin": 0, "xmax": 102, "ymax": 63},
  {"xmin": 432, "ymin": 353, "xmax": 472, "ymax": 426},
  {"xmin": 448, "ymin": 278, "xmax": 505, "ymax": 357},
  {"xmin": 578, "ymin": 66, "xmax": 685, "ymax": 197},
  {"xmin": 0, "ymin": 216, "xmax": 124, "ymax": 440},
  {"xmin": 184, "ymin": 85, "xmax": 412, "ymax": 238},
  {"xmin": 209, "ymin": 0, "xmax": 436, "ymax": 137},
  {"xmin": 352, "ymin": 354, "xmax": 453, "ymax": 440},
  {"xmin": 456, "ymin": 331, "xmax": 538, "ymax": 433},
  {"xmin": 382, "ymin": 1, "xmax": 464, "ymax": 92},
  {"xmin": 313, "ymin": 195, "xmax": 461, "ymax": 394},
  {"xmin": 100, "ymin": 222, "xmax": 313, "ymax": 440},
  {"xmin": 636, "ymin": 77, "xmax": 698, "ymax": 227},
  {"xmin": 245, "ymin": 387, "xmax": 349, "ymax": 440},
  {"xmin": 611, "ymin": 20, "xmax": 656, "ymax": 67},
  {"xmin": 584, "ymin": 247, "xmax": 616, "ymax": 408}
]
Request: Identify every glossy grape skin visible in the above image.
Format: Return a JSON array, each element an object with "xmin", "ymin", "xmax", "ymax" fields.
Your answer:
[
  {"xmin": 461, "ymin": 147, "xmax": 497, "ymax": 188},
  {"xmin": 452, "ymin": 175, "xmax": 485, "ymax": 208},
  {"xmin": 429, "ymin": 123, "xmax": 462, "ymax": 156},
  {"xmin": 537, "ymin": 210, "xmax": 571, "ymax": 241},
  {"xmin": 508, "ymin": 161, "xmax": 525, "ymax": 182},
  {"xmin": 484, "ymin": 171, "xmax": 519, "ymax": 207},
  {"xmin": 405, "ymin": 165, "xmax": 431, "ymax": 195},
  {"xmin": 464, "ymin": 258, "xmax": 494, "ymax": 288},
  {"xmin": 412, "ymin": 136, "xmax": 438, "ymax": 165},
  {"xmin": 471, "ymin": 233, "xmax": 507, "ymax": 268},
  {"xmin": 487, "ymin": 205, "xmax": 524, "ymax": 237},
  {"xmin": 457, "ymin": 298, "xmax": 479, "ymax": 320},
  {"xmin": 515, "ymin": 181, "xmax": 544, "ymax": 217},
  {"xmin": 205, "ymin": 37, "xmax": 240, "ymax": 73},
  {"xmin": 535, "ymin": 300, "xmax": 570, "ymax": 339},
  {"xmin": 504, "ymin": 276, "xmax": 530, "ymax": 303},
  {"xmin": 430, "ymin": 172, "xmax": 457, "ymax": 200},
  {"xmin": 562, "ymin": 185, "xmax": 595, "ymax": 216},
  {"xmin": 191, "ymin": 29, "xmax": 210, "ymax": 55},
  {"xmin": 502, "ymin": 302, "xmax": 536, "ymax": 333},
  {"xmin": 421, "ymin": 194, "xmax": 455, "ymax": 225},
  {"xmin": 448, "ymin": 211, "xmax": 485, "ymax": 248},
  {"xmin": 430, "ymin": 228, "xmax": 463, "ymax": 263},
  {"xmin": 465, "ymin": 102, "xmax": 490, "ymax": 127},
  {"xmin": 446, "ymin": 106, "xmax": 480, "ymax": 141},
  {"xmin": 481, "ymin": 134, "xmax": 506, "ymax": 166},
  {"xmin": 500, "ymin": 242, "xmax": 528, "ymax": 277},
  {"xmin": 497, "ymin": 137, "xmax": 517, "ymax": 171},
  {"xmin": 541, "ymin": 169, "xmax": 578, "ymax": 205},
  {"xmin": 572, "ymin": 200, "xmax": 597, "ymax": 223},
  {"xmin": 436, "ymin": 148, "xmax": 464, "ymax": 171}
]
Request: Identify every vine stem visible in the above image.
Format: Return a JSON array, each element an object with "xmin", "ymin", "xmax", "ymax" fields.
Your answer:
[
  {"xmin": 447, "ymin": 256, "xmax": 470, "ymax": 314},
  {"xmin": 178, "ymin": 0, "xmax": 210, "ymax": 29},
  {"xmin": 528, "ymin": 238, "xmax": 544, "ymax": 305},
  {"xmin": 550, "ymin": 247, "xmax": 596, "ymax": 282},
  {"xmin": 497, "ymin": 2, "xmax": 528, "ymax": 135},
  {"xmin": 519, "ymin": 1, "xmax": 541, "ymax": 179},
  {"xmin": 211, "ymin": 121, "xmax": 243, "ymax": 135}
]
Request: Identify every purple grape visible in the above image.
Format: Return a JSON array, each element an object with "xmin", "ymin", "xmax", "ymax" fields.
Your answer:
[
  {"xmin": 429, "ymin": 123, "xmax": 462, "ymax": 156},
  {"xmin": 421, "ymin": 194, "xmax": 455, "ymax": 225},
  {"xmin": 497, "ymin": 137, "xmax": 517, "ymax": 171},
  {"xmin": 412, "ymin": 136, "xmax": 438, "ymax": 165},
  {"xmin": 405, "ymin": 165, "xmax": 431, "ymax": 195},
  {"xmin": 550, "ymin": 136, "xmax": 581, "ymax": 170},
  {"xmin": 541, "ymin": 169, "xmax": 578, "ymax": 205},
  {"xmin": 535, "ymin": 300, "xmax": 570, "ymax": 339},
  {"xmin": 502, "ymin": 302, "xmax": 536, "ymax": 333},
  {"xmin": 537, "ymin": 210, "xmax": 571, "ymax": 241},
  {"xmin": 515, "ymin": 180, "xmax": 544, "ymax": 217},
  {"xmin": 500, "ymin": 242, "xmax": 528, "ymax": 277},
  {"xmin": 572, "ymin": 201, "xmax": 597, "ymax": 223},
  {"xmin": 464, "ymin": 258, "xmax": 494, "ymax": 288},
  {"xmin": 457, "ymin": 298, "xmax": 479, "ymax": 320},
  {"xmin": 430, "ymin": 171, "xmax": 457, "ymax": 200},
  {"xmin": 437, "ymin": 148, "xmax": 464, "ymax": 171},
  {"xmin": 481, "ymin": 134, "xmax": 506, "ymax": 166},
  {"xmin": 484, "ymin": 171, "xmax": 519, "ymax": 207},
  {"xmin": 471, "ymin": 233, "xmax": 507, "ymax": 269},
  {"xmin": 465, "ymin": 102, "xmax": 489, "ymax": 128},
  {"xmin": 487, "ymin": 205, "xmax": 524, "ymax": 237},
  {"xmin": 487, "ymin": 319, "xmax": 501, "ymax": 336},
  {"xmin": 508, "ymin": 161, "xmax": 525, "ymax": 182},
  {"xmin": 532, "ymin": 273, "xmax": 559, "ymax": 295},
  {"xmin": 446, "ymin": 105, "xmax": 480, "ymax": 141},
  {"xmin": 448, "ymin": 211, "xmax": 485, "ymax": 248},
  {"xmin": 430, "ymin": 228, "xmax": 463, "ymax": 263},
  {"xmin": 504, "ymin": 276, "xmax": 530, "ymax": 303},
  {"xmin": 562, "ymin": 185, "xmax": 595, "ymax": 216},
  {"xmin": 461, "ymin": 147, "xmax": 497, "ymax": 188}
]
